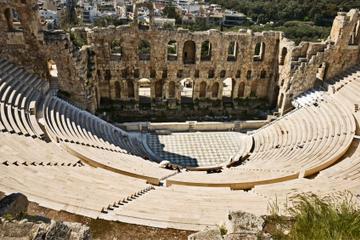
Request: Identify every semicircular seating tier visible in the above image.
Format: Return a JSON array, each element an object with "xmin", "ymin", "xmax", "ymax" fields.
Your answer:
[
  {"xmin": 2, "ymin": 57, "xmax": 360, "ymax": 231},
  {"xmin": 0, "ymin": 59, "xmax": 47, "ymax": 137},
  {"xmin": 166, "ymin": 96, "xmax": 356, "ymax": 189},
  {"xmin": 42, "ymin": 95, "xmax": 175, "ymax": 184}
]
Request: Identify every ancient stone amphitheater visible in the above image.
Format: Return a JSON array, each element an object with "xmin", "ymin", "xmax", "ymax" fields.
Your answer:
[{"xmin": 1, "ymin": 0, "xmax": 360, "ymax": 232}]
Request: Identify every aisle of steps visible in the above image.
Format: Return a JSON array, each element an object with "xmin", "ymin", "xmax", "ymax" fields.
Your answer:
[{"xmin": 100, "ymin": 185, "xmax": 156, "ymax": 214}]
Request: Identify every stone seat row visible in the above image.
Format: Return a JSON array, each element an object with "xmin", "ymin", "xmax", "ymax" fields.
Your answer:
[
  {"xmin": 44, "ymin": 96, "xmax": 129, "ymax": 152},
  {"xmin": 165, "ymin": 96, "xmax": 355, "ymax": 189},
  {"xmin": 102, "ymin": 185, "xmax": 270, "ymax": 231},
  {"xmin": 0, "ymin": 132, "xmax": 150, "ymax": 219},
  {"xmin": 0, "ymin": 59, "xmax": 47, "ymax": 137},
  {"xmin": 250, "ymin": 68, "xmax": 360, "ymax": 206},
  {"xmin": 61, "ymin": 142, "xmax": 175, "ymax": 185}
]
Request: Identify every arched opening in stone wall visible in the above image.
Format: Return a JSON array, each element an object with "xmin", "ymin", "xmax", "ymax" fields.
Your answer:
[
  {"xmin": 208, "ymin": 69, "xmax": 215, "ymax": 78},
  {"xmin": 253, "ymin": 42, "xmax": 265, "ymax": 61},
  {"xmin": 47, "ymin": 59, "xmax": 58, "ymax": 78},
  {"xmin": 220, "ymin": 70, "xmax": 226, "ymax": 78},
  {"xmin": 21, "ymin": 0, "xmax": 26, "ymax": 4},
  {"xmin": 121, "ymin": 68, "xmax": 129, "ymax": 79},
  {"xmin": 110, "ymin": 40, "xmax": 122, "ymax": 61},
  {"xmin": 167, "ymin": 40, "xmax": 178, "ymax": 61},
  {"xmin": 180, "ymin": 78, "xmax": 193, "ymax": 103},
  {"xmin": 183, "ymin": 40, "xmax": 196, "ymax": 64},
  {"xmin": 349, "ymin": 21, "xmax": 360, "ymax": 45},
  {"xmin": 316, "ymin": 62, "xmax": 327, "ymax": 83},
  {"xmin": 194, "ymin": 69, "xmax": 200, "ymax": 78},
  {"xmin": 138, "ymin": 78, "xmax": 151, "ymax": 104},
  {"xmin": 162, "ymin": 68, "xmax": 168, "ymax": 80},
  {"xmin": 222, "ymin": 78, "xmax": 233, "ymax": 101},
  {"xmin": 227, "ymin": 41, "xmax": 238, "ymax": 61},
  {"xmin": 168, "ymin": 81, "xmax": 176, "ymax": 98},
  {"xmin": 260, "ymin": 70, "xmax": 267, "ymax": 79},
  {"xmin": 250, "ymin": 82, "xmax": 257, "ymax": 97},
  {"xmin": 105, "ymin": 69, "xmax": 112, "ymax": 82},
  {"xmin": 114, "ymin": 81, "xmax": 121, "ymax": 99},
  {"xmin": 155, "ymin": 80, "xmax": 163, "ymax": 98},
  {"xmin": 235, "ymin": 70, "xmax": 241, "ymax": 79},
  {"xmin": 279, "ymin": 47, "xmax": 287, "ymax": 65},
  {"xmin": 238, "ymin": 82, "xmax": 245, "ymax": 98},
  {"xmin": 150, "ymin": 69, "xmax": 156, "ymax": 79},
  {"xmin": 201, "ymin": 40, "xmax": 212, "ymax": 61},
  {"xmin": 199, "ymin": 81, "xmax": 207, "ymax": 98},
  {"xmin": 211, "ymin": 82, "xmax": 219, "ymax": 98},
  {"xmin": 246, "ymin": 70, "xmax": 252, "ymax": 80},
  {"xmin": 127, "ymin": 80, "xmax": 135, "ymax": 98},
  {"xmin": 138, "ymin": 40, "xmax": 151, "ymax": 61}
]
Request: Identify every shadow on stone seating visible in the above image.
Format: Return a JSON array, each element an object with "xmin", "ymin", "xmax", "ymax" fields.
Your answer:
[{"xmin": 147, "ymin": 134, "xmax": 200, "ymax": 167}]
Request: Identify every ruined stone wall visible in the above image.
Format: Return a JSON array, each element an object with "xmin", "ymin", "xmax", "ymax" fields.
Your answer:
[
  {"xmin": 277, "ymin": 9, "xmax": 360, "ymax": 113},
  {"xmin": 0, "ymin": 0, "xmax": 48, "ymax": 78},
  {"xmin": 89, "ymin": 26, "xmax": 281, "ymax": 109}
]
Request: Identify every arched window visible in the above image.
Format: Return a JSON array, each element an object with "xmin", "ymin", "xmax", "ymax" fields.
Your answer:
[
  {"xmin": 194, "ymin": 69, "xmax": 200, "ymax": 78},
  {"xmin": 114, "ymin": 81, "xmax": 121, "ymax": 99},
  {"xmin": 167, "ymin": 40, "xmax": 177, "ymax": 61},
  {"xmin": 208, "ymin": 69, "xmax": 215, "ymax": 78},
  {"xmin": 222, "ymin": 78, "xmax": 233, "ymax": 99},
  {"xmin": 250, "ymin": 82, "xmax": 257, "ymax": 97},
  {"xmin": 21, "ymin": 0, "xmax": 26, "ymax": 4},
  {"xmin": 162, "ymin": 68, "xmax": 168, "ymax": 80},
  {"xmin": 180, "ymin": 78, "xmax": 193, "ymax": 101},
  {"xmin": 150, "ymin": 69, "xmax": 156, "ymax": 78},
  {"xmin": 105, "ymin": 69, "xmax": 111, "ymax": 81},
  {"xmin": 201, "ymin": 40, "xmax": 212, "ymax": 61},
  {"xmin": 279, "ymin": 47, "xmax": 287, "ymax": 65},
  {"xmin": 47, "ymin": 60, "xmax": 58, "ymax": 78},
  {"xmin": 220, "ymin": 70, "xmax": 226, "ymax": 78},
  {"xmin": 183, "ymin": 40, "xmax": 196, "ymax": 64},
  {"xmin": 155, "ymin": 81, "xmax": 163, "ymax": 98},
  {"xmin": 134, "ymin": 69, "xmax": 140, "ymax": 78},
  {"xmin": 246, "ymin": 70, "xmax": 252, "ymax": 80},
  {"xmin": 235, "ymin": 70, "xmax": 241, "ymax": 79},
  {"xmin": 111, "ymin": 40, "xmax": 122, "ymax": 61},
  {"xmin": 212, "ymin": 82, "xmax": 219, "ymax": 98},
  {"xmin": 127, "ymin": 80, "xmax": 134, "ymax": 98},
  {"xmin": 227, "ymin": 41, "xmax": 237, "ymax": 61},
  {"xmin": 254, "ymin": 42, "xmax": 265, "ymax": 61},
  {"xmin": 199, "ymin": 81, "xmax": 207, "ymax": 98},
  {"xmin": 169, "ymin": 81, "xmax": 176, "ymax": 98},
  {"xmin": 238, "ymin": 82, "xmax": 245, "ymax": 98},
  {"xmin": 260, "ymin": 70, "xmax": 267, "ymax": 79},
  {"xmin": 139, "ymin": 40, "xmax": 151, "ymax": 60},
  {"xmin": 138, "ymin": 78, "xmax": 151, "ymax": 103}
]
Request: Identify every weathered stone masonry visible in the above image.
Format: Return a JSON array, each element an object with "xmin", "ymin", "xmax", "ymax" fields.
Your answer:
[{"xmin": 0, "ymin": 0, "xmax": 360, "ymax": 116}]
